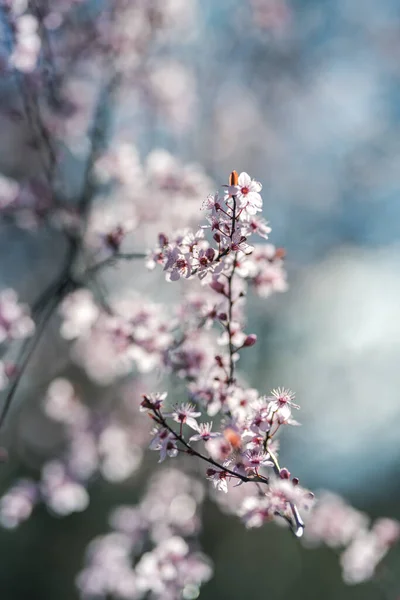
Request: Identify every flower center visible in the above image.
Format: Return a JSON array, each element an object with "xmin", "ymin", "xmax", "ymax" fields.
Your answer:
[{"xmin": 241, "ymin": 186, "xmax": 249, "ymax": 195}]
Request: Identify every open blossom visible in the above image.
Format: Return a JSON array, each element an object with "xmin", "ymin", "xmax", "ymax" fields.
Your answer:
[
  {"xmin": 228, "ymin": 172, "xmax": 263, "ymax": 215},
  {"xmin": 243, "ymin": 450, "xmax": 273, "ymax": 472},
  {"xmin": 163, "ymin": 246, "xmax": 193, "ymax": 281},
  {"xmin": 206, "ymin": 469, "xmax": 229, "ymax": 493},
  {"xmin": 266, "ymin": 387, "xmax": 300, "ymax": 426},
  {"xmin": 190, "ymin": 422, "xmax": 220, "ymax": 442},
  {"xmin": 245, "ymin": 244, "xmax": 288, "ymax": 297},
  {"xmin": 245, "ymin": 216, "xmax": 271, "ymax": 239},
  {"xmin": 166, "ymin": 403, "xmax": 201, "ymax": 431},
  {"xmin": 149, "ymin": 428, "xmax": 178, "ymax": 463},
  {"xmin": 140, "ymin": 392, "xmax": 167, "ymax": 413}
]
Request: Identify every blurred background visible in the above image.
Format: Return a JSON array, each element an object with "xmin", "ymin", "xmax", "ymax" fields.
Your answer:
[{"xmin": 0, "ymin": 0, "xmax": 400, "ymax": 598}]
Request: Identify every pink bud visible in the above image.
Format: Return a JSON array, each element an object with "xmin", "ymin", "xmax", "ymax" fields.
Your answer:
[
  {"xmin": 158, "ymin": 233, "xmax": 168, "ymax": 246},
  {"xmin": 279, "ymin": 468, "xmax": 291, "ymax": 479},
  {"xmin": 243, "ymin": 334, "xmax": 257, "ymax": 347},
  {"xmin": 213, "ymin": 232, "xmax": 221, "ymax": 243},
  {"xmin": 215, "ymin": 355, "xmax": 224, "ymax": 367},
  {"xmin": 210, "ymin": 280, "xmax": 225, "ymax": 294},
  {"xmin": 205, "ymin": 247, "xmax": 215, "ymax": 261},
  {"xmin": 4, "ymin": 362, "xmax": 17, "ymax": 378}
]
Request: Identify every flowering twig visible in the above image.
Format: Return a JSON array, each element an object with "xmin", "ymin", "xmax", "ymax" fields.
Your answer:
[{"xmin": 150, "ymin": 406, "xmax": 269, "ymax": 486}]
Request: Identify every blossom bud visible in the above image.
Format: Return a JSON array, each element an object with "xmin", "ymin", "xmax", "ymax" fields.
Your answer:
[
  {"xmin": 158, "ymin": 233, "xmax": 168, "ymax": 246},
  {"xmin": 292, "ymin": 477, "xmax": 299, "ymax": 486},
  {"xmin": 218, "ymin": 312, "xmax": 227, "ymax": 322},
  {"xmin": 243, "ymin": 334, "xmax": 257, "ymax": 347},
  {"xmin": 206, "ymin": 468, "xmax": 217, "ymax": 476},
  {"xmin": 275, "ymin": 247, "xmax": 286, "ymax": 259},
  {"xmin": 210, "ymin": 280, "xmax": 225, "ymax": 294},
  {"xmin": 215, "ymin": 355, "xmax": 224, "ymax": 367},
  {"xmin": 213, "ymin": 232, "xmax": 221, "ymax": 243},
  {"xmin": 105, "ymin": 226, "xmax": 125, "ymax": 252},
  {"xmin": 279, "ymin": 468, "xmax": 291, "ymax": 479},
  {"xmin": 205, "ymin": 247, "xmax": 215, "ymax": 261},
  {"xmin": 4, "ymin": 362, "xmax": 17, "ymax": 378},
  {"xmin": 229, "ymin": 170, "xmax": 239, "ymax": 186},
  {"xmin": 223, "ymin": 427, "xmax": 242, "ymax": 450}
]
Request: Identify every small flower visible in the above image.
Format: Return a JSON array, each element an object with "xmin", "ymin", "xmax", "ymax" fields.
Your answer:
[
  {"xmin": 140, "ymin": 392, "xmax": 167, "ymax": 413},
  {"xmin": 267, "ymin": 387, "xmax": 300, "ymax": 426},
  {"xmin": 243, "ymin": 450, "xmax": 273, "ymax": 472},
  {"xmin": 245, "ymin": 216, "xmax": 271, "ymax": 239},
  {"xmin": 163, "ymin": 247, "xmax": 193, "ymax": 281},
  {"xmin": 230, "ymin": 230, "xmax": 254, "ymax": 254},
  {"xmin": 206, "ymin": 468, "xmax": 229, "ymax": 493},
  {"xmin": 166, "ymin": 402, "xmax": 201, "ymax": 431},
  {"xmin": 149, "ymin": 428, "xmax": 178, "ymax": 463},
  {"xmin": 190, "ymin": 422, "xmax": 220, "ymax": 442},
  {"xmin": 228, "ymin": 172, "xmax": 263, "ymax": 215}
]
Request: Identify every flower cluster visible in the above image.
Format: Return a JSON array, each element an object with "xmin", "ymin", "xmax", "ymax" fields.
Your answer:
[
  {"xmin": 140, "ymin": 170, "xmax": 400, "ymax": 579},
  {"xmin": 77, "ymin": 469, "xmax": 212, "ymax": 600},
  {"xmin": 87, "ymin": 147, "xmax": 214, "ymax": 258},
  {"xmin": 0, "ymin": 378, "xmax": 150, "ymax": 527},
  {"xmin": 59, "ymin": 290, "xmax": 175, "ymax": 384},
  {"xmin": 141, "ymin": 175, "xmax": 315, "ymax": 535},
  {"xmin": 302, "ymin": 492, "xmax": 400, "ymax": 584},
  {"xmin": 141, "ymin": 388, "xmax": 311, "ymax": 535}
]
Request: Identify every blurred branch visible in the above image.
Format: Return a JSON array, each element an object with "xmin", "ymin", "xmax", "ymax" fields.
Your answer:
[
  {"xmin": 86, "ymin": 252, "xmax": 147, "ymax": 275},
  {"xmin": 0, "ymin": 272, "xmax": 72, "ymax": 429}
]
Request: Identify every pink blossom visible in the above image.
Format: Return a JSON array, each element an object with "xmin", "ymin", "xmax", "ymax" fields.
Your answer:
[
  {"xmin": 243, "ymin": 450, "xmax": 273, "ymax": 472},
  {"xmin": 166, "ymin": 403, "xmax": 201, "ymax": 431},
  {"xmin": 149, "ymin": 428, "xmax": 178, "ymax": 463},
  {"xmin": 228, "ymin": 172, "xmax": 263, "ymax": 215},
  {"xmin": 206, "ymin": 469, "xmax": 229, "ymax": 493},
  {"xmin": 190, "ymin": 422, "xmax": 220, "ymax": 442}
]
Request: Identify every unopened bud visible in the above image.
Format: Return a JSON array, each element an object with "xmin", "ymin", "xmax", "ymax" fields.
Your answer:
[
  {"xmin": 279, "ymin": 468, "xmax": 291, "ymax": 479},
  {"xmin": 210, "ymin": 280, "xmax": 225, "ymax": 294},
  {"xmin": 292, "ymin": 477, "xmax": 299, "ymax": 486},
  {"xmin": 213, "ymin": 232, "xmax": 221, "ymax": 243},
  {"xmin": 215, "ymin": 355, "xmax": 224, "ymax": 367},
  {"xmin": 158, "ymin": 233, "xmax": 168, "ymax": 246},
  {"xmin": 105, "ymin": 226, "xmax": 124, "ymax": 252},
  {"xmin": 229, "ymin": 170, "xmax": 239, "ymax": 186},
  {"xmin": 243, "ymin": 334, "xmax": 257, "ymax": 347},
  {"xmin": 205, "ymin": 247, "xmax": 215, "ymax": 261},
  {"xmin": 223, "ymin": 427, "xmax": 242, "ymax": 449}
]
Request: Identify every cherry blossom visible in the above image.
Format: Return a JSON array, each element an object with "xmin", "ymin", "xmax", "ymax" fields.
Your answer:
[{"xmin": 228, "ymin": 171, "xmax": 263, "ymax": 215}]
